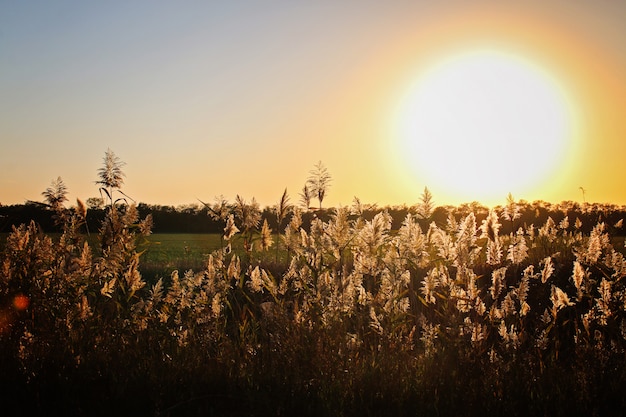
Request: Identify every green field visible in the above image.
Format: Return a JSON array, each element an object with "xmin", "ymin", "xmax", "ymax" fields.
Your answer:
[
  {"xmin": 139, "ymin": 233, "xmax": 289, "ymax": 279},
  {"xmin": 138, "ymin": 233, "xmax": 224, "ymax": 276},
  {"xmin": 1, "ymin": 231, "xmax": 286, "ymax": 282},
  {"xmin": 0, "ymin": 232, "xmax": 227, "ymax": 281}
]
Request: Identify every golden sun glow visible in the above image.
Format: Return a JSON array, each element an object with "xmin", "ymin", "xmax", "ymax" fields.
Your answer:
[{"xmin": 394, "ymin": 49, "xmax": 576, "ymax": 204}]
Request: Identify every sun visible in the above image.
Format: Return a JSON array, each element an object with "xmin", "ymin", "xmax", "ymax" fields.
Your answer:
[{"xmin": 394, "ymin": 49, "xmax": 574, "ymax": 204}]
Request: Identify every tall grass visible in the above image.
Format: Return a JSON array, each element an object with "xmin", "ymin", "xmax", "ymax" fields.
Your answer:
[{"xmin": 1, "ymin": 152, "xmax": 626, "ymax": 416}]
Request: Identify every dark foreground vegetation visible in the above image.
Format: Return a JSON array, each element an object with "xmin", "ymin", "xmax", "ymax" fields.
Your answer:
[{"xmin": 2, "ymin": 152, "xmax": 626, "ymax": 416}]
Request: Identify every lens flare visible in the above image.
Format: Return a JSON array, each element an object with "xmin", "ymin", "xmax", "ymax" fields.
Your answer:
[{"xmin": 13, "ymin": 294, "xmax": 30, "ymax": 311}]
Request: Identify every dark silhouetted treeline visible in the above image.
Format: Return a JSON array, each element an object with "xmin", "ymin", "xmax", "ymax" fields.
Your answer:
[{"xmin": 1, "ymin": 200, "xmax": 625, "ymax": 236}]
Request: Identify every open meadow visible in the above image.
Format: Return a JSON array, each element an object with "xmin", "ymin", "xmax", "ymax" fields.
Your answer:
[{"xmin": 138, "ymin": 233, "xmax": 225, "ymax": 280}]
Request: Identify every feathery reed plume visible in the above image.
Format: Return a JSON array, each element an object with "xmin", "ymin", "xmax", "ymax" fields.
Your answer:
[
  {"xmin": 597, "ymin": 278, "xmax": 612, "ymax": 324},
  {"xmin": 234, "ymin": 195, "xmax": 261, "ymax": 231},
  {"xmin": 42, "ymin": 176, "xmax": 68, "ymax": 212},
  {"xmin": 306, "ymin": 160, "xmax": 332, "ymax": 209},
  {"xmin": 75, "ymin": 198, "xmax": 87, "ymax": 219},
  {"xmin": 579, "ymin": 222, "xmax": 607, "ymax": 264},
  {"xmin": 249, "ymin": 266, "xmax": 264, "ymax": 293},
  {"xmin": 575, "ymin": 217, "xmax": 583, "ymax": 229},
  {"xmin": 273, "ymin": 188, "xmax": 292, "ymax": 260},
  {"xmin": 139, "ymin": 214, "xmax": 153, "ymax": 236},
  {"xmin": 551, "ymin": 285, "xmax": 574, "ymax": 316},
  {"xmin": 369, "ymin": 307, "xmax": 383, "ymax": 335},
  {"xmin": 96, "ymin": 149, "xmax": 126, "ymax": 206},
  {"xmin": 299, "ymin": 184, "xmax": 313, "ymax": 209},
  {"xmin": 420, "ymin": 322, "xmax": 439, "ymax": 356},
  {"xmin": 539, "ymin": 216, "xmax": 557, "ymax": 241},
  {"xmin": 274, "ymin": 188, "xmax": 292, "ymax": 230},
  {"xmin": 209, "ymin": 195, "xmax": 231, "ymax": 222},
  {"xmin": 260, "ymin": 219, "xmax": 273, "ymax": 251},
  {"xmin": 396, "ymin": 214, "xmax": 429, "ymax": 267},
  {"xmin": 75, "ymin": 198, "xmax": 90, "ymax": 236},
  {"xmin": 480, "ymin": 209, "xmax": 503, "ymax": 265},
  {"xmin": 490, "ymin": 267, "xmax": 507, "ymax": 300},
  {"xmin": 502, "ymin": 193, "xmax": 521, "ymax": 222},
  {"xmin": 541, "ymin": 256, "xmax": 554, "ymax": 283},
  {"xmin": 506, "ymin": 228, "xmax": 528, "ymax": 264},
  {"xmin": 101, "ymin": 278, "xmax": 116, "ymax": 298},
  {"xmin": 223, "ymin": 214, "xmax": 239, "ymax": 240},
  {"xmin": 97, "ymin": 148, "xmax": 125, "ymax": 189},
  {"xmin": 559, "ymin": 216, "xmax": 569, "ymax": 230},
  {"xmin": 351, "ymin": 196, "xmax": 364, "ymax": 216},
  {"xmin": 234, "ymin": 195, "xmax": 261, "ymax": 254},
  {"xmin": 480, "ymin": 209, "xmax": 500, "ymax": 242},
  {"xmin": 516, "ymin": 269, "xmax": 531, "ymax": 316},
  {"xmin": 415, "ymin": 186, "xmax": 434, "ymax": 220},
  {"xmin": 572, "ymin": 261, "xmax": 586, "ymax": 300}
]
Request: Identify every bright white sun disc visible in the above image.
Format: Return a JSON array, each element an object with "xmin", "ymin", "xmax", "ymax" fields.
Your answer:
[{"xmin": 395, "ymin": 50, "xmax": 572, "ymax": 203}]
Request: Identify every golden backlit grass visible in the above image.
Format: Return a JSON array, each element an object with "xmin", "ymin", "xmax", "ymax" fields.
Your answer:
[{"xmin": 1, "ymin": 155, "xmax": 626, "ymax": 416}]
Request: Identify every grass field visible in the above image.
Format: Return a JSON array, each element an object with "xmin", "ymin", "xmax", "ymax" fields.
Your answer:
[
  {"xmin": 139, "ymin": 233, "xmax": 288, "ymax": 280},
  {"xmin": 0, "ymin": 232, "xmax": 227, "ymax": 281},
  {"xmin": 138, "ymin": 233, "xmax": 225, "ymax": 279},
  {"xmin": 1, "ymin": 230, "xmax": 292, "ymax": 282}
]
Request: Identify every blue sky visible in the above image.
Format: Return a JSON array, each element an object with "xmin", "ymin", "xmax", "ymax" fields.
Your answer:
[{"xmin": 1, "ymin": 1, "xmax": 625, "ymax": 207}]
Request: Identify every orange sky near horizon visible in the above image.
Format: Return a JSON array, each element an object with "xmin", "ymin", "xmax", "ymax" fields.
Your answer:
[
  {"xmin": 1, "ymin": 1, "xmax": 625, "ymax": 209},
  {"xmin": 379, "ymin": 7, "xmax": 626, "ymax": 207}
]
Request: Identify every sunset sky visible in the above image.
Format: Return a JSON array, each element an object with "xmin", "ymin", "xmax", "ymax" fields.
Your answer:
[{"xmin": 1, "ymin": 1, "xmax": 625, "ymax": 208}]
